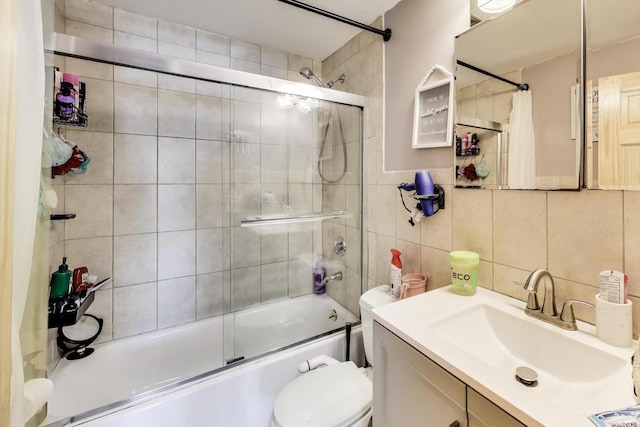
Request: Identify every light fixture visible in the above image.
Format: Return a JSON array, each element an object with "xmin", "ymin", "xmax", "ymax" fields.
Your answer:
[{"xmin": 477, "ymin": 0, "xmax": 516, "ymax": 14}]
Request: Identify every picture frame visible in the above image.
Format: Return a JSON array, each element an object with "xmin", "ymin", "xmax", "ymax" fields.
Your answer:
[{"xmin": 412, "ymin": 76, "xmax": 454, "ymax": 149}]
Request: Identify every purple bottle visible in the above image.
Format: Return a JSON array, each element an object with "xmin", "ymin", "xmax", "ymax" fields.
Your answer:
[
  {"xmin": 313, "ymin": 262, "xmax": 326, "ymax": 294},
  {"xmin": 56, "ymin": 81, "xmax": 76, "ymax": 121}
]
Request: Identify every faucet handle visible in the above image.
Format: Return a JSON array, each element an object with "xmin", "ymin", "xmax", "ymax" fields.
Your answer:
[
  {"xmin": 560, "ymin": 299, "xmax": 595, "ymax": 324},
  {"xmin": 515, "ymin": 280, "xmax": 541, "ymax": 311}
]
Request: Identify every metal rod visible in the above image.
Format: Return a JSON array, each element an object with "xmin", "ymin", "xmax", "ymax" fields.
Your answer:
[
  {"xmin": 240, "ymin": 210, "xmax": 353, "ymax": 227},
  {"xmin": 456, "ymin": 60, "xmax": 529, "ymax": 91},
  {"xmin": 277, "ymin": 0, "xmax": 392, "ymax": 41}
]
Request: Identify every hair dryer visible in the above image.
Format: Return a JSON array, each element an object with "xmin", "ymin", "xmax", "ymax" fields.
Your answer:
[{"xmin": 398, "ymin": 171, "xmax": 445, "ymax": 225}]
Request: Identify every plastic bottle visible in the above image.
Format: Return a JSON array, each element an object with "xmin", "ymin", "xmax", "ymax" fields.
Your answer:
[
  {"xmin": 313, "ymin": 262, "xmax": 326, "ymax": 295},
  {"xmin": 390, "ymin": 249, "xmax": 402, "ymax": 298},
  {"xmin": 449, "ymin": 251, "xmax": 480, "ymax": 296},
  {"xmin": 50, "ymin": 257, "xmax": 72, "ymax": 300}
]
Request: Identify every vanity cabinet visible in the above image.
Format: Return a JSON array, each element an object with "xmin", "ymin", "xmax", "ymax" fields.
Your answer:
[{"xmin": 373, "ymin": 321, "xmax": 525, "ymax": 427}]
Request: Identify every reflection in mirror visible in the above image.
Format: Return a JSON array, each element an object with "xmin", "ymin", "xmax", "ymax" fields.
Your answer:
[
  {"xmin": 585, "ymin": 0, "xmax": 640, "ymax": 190},
  {"xmin": 454, "ymin": 0, "xmax": 582, "ymax": 190}
]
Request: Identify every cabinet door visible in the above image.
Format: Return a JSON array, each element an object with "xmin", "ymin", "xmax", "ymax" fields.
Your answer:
[
  {"xmin": 373, "ymin": 321, "xmax": 467, "ymax": 427},
  {"xmin": 467, "ymin": 388, "xmax": 525, "ymax": 427}
]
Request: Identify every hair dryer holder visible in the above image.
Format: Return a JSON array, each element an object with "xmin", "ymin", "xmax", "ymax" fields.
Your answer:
[
  {"xmin": 397, "ymin": 182, "xmax": 445, "ymax": 226},
  {"xmin": 413, "ymin": 185, "xmax": 445, "ymax": 212}
]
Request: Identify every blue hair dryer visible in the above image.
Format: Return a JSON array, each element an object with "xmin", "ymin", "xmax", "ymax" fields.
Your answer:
[{"xmin": 398, "ymin": 171, "xmax": 444, "ymax": 223}]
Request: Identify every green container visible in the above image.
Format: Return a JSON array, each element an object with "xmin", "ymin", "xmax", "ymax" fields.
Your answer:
[
  {"xmin": 450, "ymin": 251, "xmax": 480, "ymax": 296},
  {"xmin": 50, "ymin": 257, "xmax": 71, "ymax": 300}
]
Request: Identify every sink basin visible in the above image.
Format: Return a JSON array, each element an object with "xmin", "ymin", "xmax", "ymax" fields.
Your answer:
[
  {"xmin": 431, "ymin": 304, "xmax": 626, "ymax": 384},
  {"xmin": 372, "ymin": 286, "xmax": 636, "ymax": 427}
]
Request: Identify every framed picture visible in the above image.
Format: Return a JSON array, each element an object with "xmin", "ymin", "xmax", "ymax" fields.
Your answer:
[{"xmin": 412, "ymin": 76, "xmax": 454, "ymax": 149}]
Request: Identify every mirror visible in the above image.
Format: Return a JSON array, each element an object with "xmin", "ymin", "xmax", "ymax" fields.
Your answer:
[
  {"xmin": 454, "ymin": 0, "xmax": 582, "ymax": 190},
  {"xmin": 585, "ymin": 0, "xmax": 640, "ymax": 190}
]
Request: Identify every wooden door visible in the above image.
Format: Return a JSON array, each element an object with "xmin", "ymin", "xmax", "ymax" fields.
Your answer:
[{"xmin": 598, "ymin": 71, "xmax": 640, "ymax": 189}]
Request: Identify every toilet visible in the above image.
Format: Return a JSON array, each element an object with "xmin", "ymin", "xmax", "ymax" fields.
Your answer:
[{"xmin": 271, "ymin": 286, "xmax": 396, "ymax": 427}]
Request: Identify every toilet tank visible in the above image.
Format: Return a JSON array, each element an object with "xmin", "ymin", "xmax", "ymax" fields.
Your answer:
[{"xmin": 359, "ymin": 286, "xmax": 396, "ymax": 365}]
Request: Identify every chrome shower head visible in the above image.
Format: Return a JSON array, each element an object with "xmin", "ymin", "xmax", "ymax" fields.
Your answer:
[
  {"xmin": 326, "ymin": 74, "xmax": 345, "ymax": 88},
  {"xmin": 299, "ymin": 67, "xmax": 324, "ymax": 87}
]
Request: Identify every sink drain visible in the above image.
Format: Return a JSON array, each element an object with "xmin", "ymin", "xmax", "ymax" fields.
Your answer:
[{"xmin": 515, "ymin": 366, "xmax": 538, "ymax": 387}]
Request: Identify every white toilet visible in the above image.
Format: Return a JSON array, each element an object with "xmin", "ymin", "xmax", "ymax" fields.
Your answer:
[{"xmin": 271, "ymin": 286, "xmax": 396, "ymax": 427}]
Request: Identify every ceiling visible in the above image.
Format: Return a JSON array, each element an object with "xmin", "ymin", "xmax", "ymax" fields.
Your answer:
[{"xmin": 94, "ymin": 0, "xmax": 402, "ymax": 61}]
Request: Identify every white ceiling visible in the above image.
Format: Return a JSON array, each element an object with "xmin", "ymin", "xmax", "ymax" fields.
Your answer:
[{"xmin": 94, "ymin": 0, "xmax": 402, "ymax": 60}]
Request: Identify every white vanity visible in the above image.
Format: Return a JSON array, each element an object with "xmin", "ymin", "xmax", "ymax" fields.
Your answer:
[{"xmin": 372, "ymin": 287, "xmax": 636, "ymax": 426}]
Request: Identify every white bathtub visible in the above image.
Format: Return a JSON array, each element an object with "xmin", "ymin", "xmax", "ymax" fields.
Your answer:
[{"xmin": 45, "ymin": 293, "xmax": 358, "ymax": 422}]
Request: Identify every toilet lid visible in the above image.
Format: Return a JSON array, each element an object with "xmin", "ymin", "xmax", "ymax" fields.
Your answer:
[{"xmin": 273, "ymin": 362, "xmax": 372, "ymax": 427}]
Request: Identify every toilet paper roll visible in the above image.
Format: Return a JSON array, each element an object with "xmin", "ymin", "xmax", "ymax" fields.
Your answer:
[{"xmin": 595, "ymin": 294, "xmax": 633, "ymax": 348}]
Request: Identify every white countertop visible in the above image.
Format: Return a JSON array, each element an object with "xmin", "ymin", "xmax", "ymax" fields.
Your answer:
[{"xmin": 372, "ymin": 286, "xmax": 636, "ymax": 427}]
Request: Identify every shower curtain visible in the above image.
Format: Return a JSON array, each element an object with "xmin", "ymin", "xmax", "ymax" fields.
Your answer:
[
  {"xmin": 8, "ymin": 1, "xmax": 46, "ymax": 425},
  {"xmin": 507, "ymin": 90, "xmax": 536, "ymax": 189}
]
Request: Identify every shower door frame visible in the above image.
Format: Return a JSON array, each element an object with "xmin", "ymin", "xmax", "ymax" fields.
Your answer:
[{"xmin": 45, "ymin": 31, "xmax": 366, "ymax": 409}]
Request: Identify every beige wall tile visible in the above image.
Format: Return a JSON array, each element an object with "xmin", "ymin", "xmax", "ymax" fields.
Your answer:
[
  {"xmin": 158, "ymin": 137, "xmax": 195, "ymax": 184},
  {"xmin": 158, "ymin": 184, "xmax": 196, "ymax": 232},
  {"xmin": 158, "ymin": 20, "xmax": 195, "ymax": 48},
  {"xmin": 375, "ymin": 184, "xmax": 397, "ymax": 237},
  {"xmin": 420, "ymin": 184, "xmax": 452, "ymax": 251},
  {"xmin": 158, "ymin": 230, "xmax": 196, "ymax": 280},
  {"xmin": 113, "ymin": 185, "xmax": 157, "ymax": 235},
  {"xmin": 65, "ymin": 0, "xmax": 113, "ymax": 28},
  {"xmin": 158, "ymin": 90, "xmax": 196, "ymax": 138},
  {"xmin": 548, "ymin": 191, "xmax": 623, "ymax": 285},
  {"xmin": 114, "ymin": 8, "xmax": 157, "ymax": 39},
  {"xmin": 65, "ymin": 19, "xmax": 113, "ymax": 44},
  {"xmin": 196, "ymin": 30, "xmax": 229, "ymax": 55},
  {"xmin": 113, "ymin": 282, "xmax": 157, "ymax": 339},
  {"xmin": 114, "ymin": 83, "xmax": 157, "ymax": 135},
  {"xmin": 114, "ymin": 32, "xmax": 157, "ymax": 53},
  {"xmin": 77, "ymin": 77, "xmax": 113, "ymax": 133},
  {"xmin": 492, "ymin": 263, "xmax": 530, "ymax": 302},
  {"xmin": 624, "ymin": 191, "xmax": 640, "ymax": 298},
  {"xmin": 196, "ymin": 272, "xmax": 225, "ymax": 319},
  {"xmin": 451, "ymin": 188, "xmax": 493, "ymax": 261},
  {"xmin": 553, "ymin": 278, "xmax": 597, "ymax": 325},
  {"xmin": 113, "ymin": 233, "xmax": 157, "ymax": 287},
  {"xmin": 113, "ymin": 134, "xmax": 157, "ymax": 184},
  {"xmin": 64, "ymin": 185, "xmax": 113, "ymax": 239},
  {"xmin": 158, "ymin": 276, "xmax": 196, "ymax": 329},
  {"xmin": 493, "ymin": 190, "xmax": 546, "ymax": 271},
  {"xmin": 65, "ymin": 57, "xmax": 113, "ymax": 81},
  {"xmin": 420, "ymin": 246, "xmax": 450, "ymax": 290}
]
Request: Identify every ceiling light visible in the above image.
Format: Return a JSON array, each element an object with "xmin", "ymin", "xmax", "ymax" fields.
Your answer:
[{"xmin": 477, "ymin": 0, "xmax": 516, "ymax": 14}]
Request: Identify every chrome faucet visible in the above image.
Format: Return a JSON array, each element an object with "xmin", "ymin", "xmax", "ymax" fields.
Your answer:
[
  {"xmin": 521, "ymin": 268, "xmax": 594, "ymax": 331},
  {"xmin": 324, "ymin": 271, "xmax": 343, "ymax": 285}
]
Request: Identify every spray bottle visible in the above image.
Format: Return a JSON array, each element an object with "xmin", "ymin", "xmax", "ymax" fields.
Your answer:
[{"xmin": 390, "ymin": 249, "xmax": 402, "ymax": 298}]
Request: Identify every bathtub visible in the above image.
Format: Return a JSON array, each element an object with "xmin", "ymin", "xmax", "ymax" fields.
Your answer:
[{"xmin": 45, "ymin": 293, "xmax": 358, "ymax": 423}]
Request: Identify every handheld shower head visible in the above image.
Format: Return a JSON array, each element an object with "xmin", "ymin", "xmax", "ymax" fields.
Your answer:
[
  {"xmin": 299, "ymin": 67, "xmax": 324, "ymax": 87},
  {"xmin": 326, "ymin": 74, "xmax": 345, "ymax": 88}
]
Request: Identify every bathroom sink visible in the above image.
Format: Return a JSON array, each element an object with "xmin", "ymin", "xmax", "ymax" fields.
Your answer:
[{"xmin": 372, "ymin": 286, "xmax": 636, "ymax": 427}]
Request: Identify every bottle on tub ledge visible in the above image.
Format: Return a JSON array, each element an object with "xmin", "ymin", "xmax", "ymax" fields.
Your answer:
[
  {"xmin": 313, "ymin": 261, "xmax": 326, "ymax": 295},
  {"xmin": 390, "ymin": 249, "xmax": 402, "ymax": 298}
]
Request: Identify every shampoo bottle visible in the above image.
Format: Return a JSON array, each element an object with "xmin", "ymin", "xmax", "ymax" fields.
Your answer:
[
  {"xmin": 50, "ymin": 257, "xmax": 71, "ymax": 300},
  {"xmin": 390, "ymin": 249, "xmax": 402, "ymax": 298},
  {"xmin": 313, "ymin": 262, "xmax": 326, "ymax": 295}
]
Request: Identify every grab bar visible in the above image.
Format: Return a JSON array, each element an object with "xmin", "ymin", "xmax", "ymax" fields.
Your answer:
[{"xmin": 240, "ymin": 210, "xmax": 352, "ymax": 227}]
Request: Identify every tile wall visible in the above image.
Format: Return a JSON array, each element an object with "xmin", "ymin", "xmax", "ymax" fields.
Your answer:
[
  {"xmin": 49, "ymin": 0, "xmax": 363, "ymax": 365},
  {"xmin": 330, "ymin": 21, "xmax": 639, "ymax": 339}
]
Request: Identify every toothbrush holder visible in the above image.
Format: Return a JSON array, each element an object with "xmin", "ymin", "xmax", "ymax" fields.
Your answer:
[{"xmin": 595, "ymin": 294, "xmax": 633, "ymax": 348}]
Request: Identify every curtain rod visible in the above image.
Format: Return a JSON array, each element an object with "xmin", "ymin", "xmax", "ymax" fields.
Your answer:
[
  {"xmin": 456, "ymin": 60, "xmax": 529, "ymax": 91},
  {"xmin": 277, "ymin": 0, "xmax": 392, "ymax": 41}
]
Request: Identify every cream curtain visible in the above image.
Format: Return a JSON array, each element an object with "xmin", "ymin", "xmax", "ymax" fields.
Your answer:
[
  {"xmin": 0, "ymin": 1, "xmax": 18, "ymax": 425},
  {"xmin": 10, "ymin": 0, "xmax": 47, "ymax": 425},
  {"xmin": 507, "ymin": 90, "xmax": 536, "ymax": 189}
]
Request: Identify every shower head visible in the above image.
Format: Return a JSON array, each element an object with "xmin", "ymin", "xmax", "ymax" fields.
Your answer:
[
  {"xmin": 326, "ymin": 74, "xmax": 345, "ymax": 88},
  {"xmin": 299, "ymin": 67, "xmax": 324, "ymax": 87}
]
